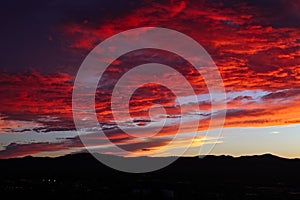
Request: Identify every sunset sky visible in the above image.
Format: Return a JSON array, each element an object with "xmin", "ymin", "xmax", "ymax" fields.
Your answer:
[{"xmin": 0, "ymin": 0, "xmax": 299, "ymax": 159}]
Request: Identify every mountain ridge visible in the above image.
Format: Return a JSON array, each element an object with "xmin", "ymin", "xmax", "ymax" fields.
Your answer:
[
  {"xmin": 1, "ymin": 153, "xmax": 300, "ymax": 199},
  {"xmin": 0, "ymin": 152, "xmax": 293, "ymax": 161}
]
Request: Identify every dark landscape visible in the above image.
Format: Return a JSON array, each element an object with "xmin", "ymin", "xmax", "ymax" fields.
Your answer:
[
  {"xmin": 1, "ymin": 154, "xmax": 300, "ymax": 200},
  {"xmin": 1, "ymin": 1, "xmax": 300, "ymax": 200}
]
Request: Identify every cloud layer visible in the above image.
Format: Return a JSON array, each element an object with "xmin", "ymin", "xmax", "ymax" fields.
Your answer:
[{"xmin": 0, "ymin": 0, "xmax": 299, "ymax": 158}]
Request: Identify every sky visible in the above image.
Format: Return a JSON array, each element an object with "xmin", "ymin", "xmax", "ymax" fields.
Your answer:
[{"xmin": 0, "ymin": 0, "xmax": 299, "ymax": 159}]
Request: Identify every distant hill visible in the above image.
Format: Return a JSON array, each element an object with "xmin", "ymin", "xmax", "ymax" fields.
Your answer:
[
  {"xmin": 0, "ymin": 153, "xmax": 299, "ymax": 178},
  {"xmin": 1, "ymin": 153, "xmax": 300, "ymax": 200}
]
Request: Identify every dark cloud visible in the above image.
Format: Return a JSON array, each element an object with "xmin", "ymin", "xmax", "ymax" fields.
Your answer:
[
  {"xmin": 0, "ymin": 0, "xmax": 142, "ymax": 73},
  {"xmin": 118, "ymin": 138, "xmax": 170, "ymax": 152},
  {"xmin": 262, "ymin": 89, "xmax": 300, "ymax": 100},
  {"xmin": 245, "ymin": 0, "xmax": 300, "ymax": 28},
  {"xmin": 0, "ymin": 140, "xmax": 82, "ymax": 159}
]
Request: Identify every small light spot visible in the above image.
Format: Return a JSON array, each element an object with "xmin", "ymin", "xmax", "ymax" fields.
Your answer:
[{"xmin": 270, "ymin": 131, "xmax": 280, "ymax": 134}]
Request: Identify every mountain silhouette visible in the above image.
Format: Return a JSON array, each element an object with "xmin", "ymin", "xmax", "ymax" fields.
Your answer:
[{"xmin": 1, "ymin": 153, "xmax": 300, "ymax": 200}]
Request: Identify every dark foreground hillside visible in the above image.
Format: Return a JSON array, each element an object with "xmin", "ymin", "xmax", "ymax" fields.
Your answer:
[{"xmin": 1, "ymin": 154, "xmax": 300, "ymax": 200}]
